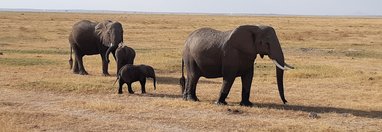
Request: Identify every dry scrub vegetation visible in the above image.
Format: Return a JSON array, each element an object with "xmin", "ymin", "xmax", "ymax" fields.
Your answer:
[{"xmin": 0, "ymin": 12, "xmax": 381, "ymax": 131}]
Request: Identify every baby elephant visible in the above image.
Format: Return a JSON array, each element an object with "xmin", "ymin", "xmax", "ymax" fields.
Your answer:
[
  {"xmin": 115, "ymin": 44, "xmax": 136, "ymax": 74},
  {"xmin": 115, "ymin": 64, "xmax": 156, "ymax": 94}
]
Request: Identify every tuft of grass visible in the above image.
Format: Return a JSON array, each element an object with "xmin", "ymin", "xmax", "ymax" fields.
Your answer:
[
  {"xmin": 63, "ymin": 100, "xmax": 125, "ymax": 113},
  {"xmin": 0, "ymin": 42, "xmax": 10, "ymax": 46},
  {"xmin": 0, "ymin": 58, "xmax": 56, "ymax": 66},
  {"xmin": 342, "ymin": 50, "xmax": 382, "ymax": 59},
  {"xmin": 17, "ymin": 80, "xmax": 112, "ymax": 94},
  {"xmin": 287, "ymin": 65, "xmax": 346, "ymax": 79},
  {"xmin": 0, "ymin": 118, "xmax": 25, "ymax": 132},
  {"xmin": 2, "ymin": 49, "xmax": 70, "ymax": 55}
]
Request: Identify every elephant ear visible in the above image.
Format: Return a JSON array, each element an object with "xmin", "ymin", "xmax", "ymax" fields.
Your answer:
[
  {"xmin": 224, "ymin": 25, "xmax": 261, "ymax": 57},
  {"xmin": 94, "ymin": 23, "xmax": 104, "ymax": 32},
  {"xmin": 260, "ymin": 26, "xmax": 284, "ymax": 61},
  {"xmin": 95, "ymin": 20, "xmax": 112, "ymax": 29},
  {"xmin": 95, "ymin": 20, "xmax": 113, "ymax": 46}
]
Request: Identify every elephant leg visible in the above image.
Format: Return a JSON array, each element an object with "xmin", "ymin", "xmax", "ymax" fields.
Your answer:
[
  {"xmin": 140, "ymin": 78, "xmax": 146, "ymax": 94},
  {"xmin": 112, "ymin": 51, "xmax": 117, "ymax": 61},
  {"xmin": 183, "ymin": 59, "xmax": 200, "ymax": 101},
  {"xmin": 72, "ymin": 58, "xmax": 79, "ymax": 74},
  {"xmin": 185, "ymin": 75, "xmax": 200, "ymax": 101},
  {"xmin": 118, "ymin": 80, "xmax": 124, "ymax": 94},
  {"xmin": 216, "ymin": 75, "xmax": 236, "ymax": 105},
  {"xmin": 190, "ymin": 76, "xmax": 200, "ymax": 101},
  {"xmin": 216, "ymin": 63, "xmax": 240, "ymax": 105},
  {"xmin": 240, "ymin": 68, "xmax": 254, "ymax": 106},
  {"xmin": 127, "ymin": 83, "xmax": 134, "ymax": 94},
  {"xmin": 100, "ymin": 53, "xmax": 110, "ymax": 76},
  {"xmin": 75, "ymin": 54, "xmax": 88, "ymax": 75}
]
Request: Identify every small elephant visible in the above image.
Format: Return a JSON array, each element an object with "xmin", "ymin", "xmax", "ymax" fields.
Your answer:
[
  {"xmin": 115, "ymin": 44, "xmax": 136, "ymax": 74},
  {"xmin": 115, "ymin": 64, "xmax": 156, "ymax": 94}
]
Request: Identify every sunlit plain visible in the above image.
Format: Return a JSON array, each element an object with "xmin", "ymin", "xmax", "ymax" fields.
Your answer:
[{"xmin": 0, "ymin": 12, "xmax": 381, "ymax": 131}]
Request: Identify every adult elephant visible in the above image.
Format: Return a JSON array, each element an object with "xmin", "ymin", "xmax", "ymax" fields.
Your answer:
[
  {"xmin": 68, "ymin": 20, "xmax": 123, "ymax": 76},
  {"xmin": 179, "ymin": 25, "xmax": 294, "ymax": 106}
]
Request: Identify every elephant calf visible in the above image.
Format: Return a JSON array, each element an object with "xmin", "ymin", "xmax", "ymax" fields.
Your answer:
[
  {"xmin": 115, "ymin": 64, "xmax": 156, "ymax": 94},
  {"xmin": 115, "ymin": 44, "xmax": 136, "ymax": 74}
]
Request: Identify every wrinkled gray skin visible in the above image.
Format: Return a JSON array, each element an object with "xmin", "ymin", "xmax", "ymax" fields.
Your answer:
[
  {"xmin": 68, "ymin": 20, "xmax": 123, "ymax": 76},
  {"xmin": 180, "ymin": 25, "xmax": 291, "ymax": 106},
  {"xmin": 116, "ymin": 64, "xmax": 156, "ymax": 94},
  {"xmin": 115, "ymin": 44, "xmax": 136, "ymax": 75}
]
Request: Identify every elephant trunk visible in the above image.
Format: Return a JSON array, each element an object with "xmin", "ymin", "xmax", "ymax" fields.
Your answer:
[
  {"xmin": 105, "ymin": 43, "xmax": 118, "ymax": 63},
  {"xmin": 272, "ymin": 51, "xmax": 288, "ymax": 104},
  {"xmin": 268, "ymin": 29, "xmax": 288, "ymax": 104},
  {"xmin": 276, "ymin": 64, "xmax": 287, "ymax": 104}
]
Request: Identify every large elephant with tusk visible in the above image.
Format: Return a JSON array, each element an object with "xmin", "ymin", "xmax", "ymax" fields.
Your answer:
[
  {"xmin": 68, "ymin": 20, "xmax": 123, "ymax": 76},
  {"xmin": 179, "ymin": 25, "xmax": 294, "ymax": 106}
]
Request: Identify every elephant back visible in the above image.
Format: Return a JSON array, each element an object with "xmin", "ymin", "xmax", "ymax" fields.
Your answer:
[
  {"xmin": 116, "ymin": 45, "xmax": 136, "ymax": 65},
  {"xmin": 70, "ymin": 20, "xmax": 101, "ymax": 55}
]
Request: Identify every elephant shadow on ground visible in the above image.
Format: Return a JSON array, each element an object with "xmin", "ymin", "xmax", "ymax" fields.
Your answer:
[
  {"xmin": 137, "ymin": 76, "xmax": 382, "ymax": 119},
  {"xmin": 255, "ymin": 103, "xmax": 382, "ymax": 119},
  {"xmin": 133, "ymin": 76, "xmax": 219, "ymax": 99},
  {"xmin": 156, "ymin": 76, "xmax": 220, "ymax": 85}
]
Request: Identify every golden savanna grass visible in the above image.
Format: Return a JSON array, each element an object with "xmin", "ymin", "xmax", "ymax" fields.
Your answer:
[{"xmin": 0, "ymin": 12, "xmax": 381, "ymax": 131}]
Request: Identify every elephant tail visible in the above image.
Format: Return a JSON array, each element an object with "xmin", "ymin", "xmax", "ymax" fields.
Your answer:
[
  {"xmin": 69, "ymin": 45, "xmax": 73, "ymax": 69},
  {"xmin": 113, "ymin": 73, "xmax": 120, "ymax": 86},
  {"xmin": 153, "ymin": 75, "xmax": 157, "ymax": 91},
  {"xmin": 179, "ymin": 59, "xmax": 186, "ymax": 94}
]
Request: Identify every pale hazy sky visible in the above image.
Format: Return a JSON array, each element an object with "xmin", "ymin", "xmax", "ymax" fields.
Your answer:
[{"xmin": 1, "ymin": 0, "xmax": 381, "ymax": 16}]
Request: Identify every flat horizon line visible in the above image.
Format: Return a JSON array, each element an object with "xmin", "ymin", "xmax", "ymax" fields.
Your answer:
[{"xmin": 1, "ymin": 8, "xmax": 381, "ymax": 18}]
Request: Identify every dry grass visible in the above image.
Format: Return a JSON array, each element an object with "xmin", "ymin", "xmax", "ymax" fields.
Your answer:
[{"xmin": 0, "ymin": 12, "xmax": 382, "ymax": 131}]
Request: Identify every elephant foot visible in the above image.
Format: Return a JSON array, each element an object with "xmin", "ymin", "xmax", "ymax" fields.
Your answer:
[
  {"xmin": 182, "ymin": 94, "xmax": 187, "ymax": 100},
  {"xmin": 141, "ymin": 91, "xmax": 146, "ymax": 94},
  {"xmin": 215, "ymin": 100, "xmax": 228, "ymax": 105},
  {"xmin": 79, "ymin": 71, "xmax": 88, "ymax": 75},
  {"xmin": 128, "ymin": 91, "xmax": 134, "ymax": 94},
  {"xmin": 118, "ymin": 91, "xmax": 123, "ymax": 94},
  {"xmin": 73, "ymin": 68, "xmax": 80, "ymax": 74},
  {"xmin": 185, "ymin": 94, "xmax": 199, "ymax": 101},
  {"xmin": 103, "ymin": 73, "xmax": 111, "ymax": 76},
  {"xmin": 239, "ymin": 101, "xmax": 253, "ymax": 107},
  {"xmin": 282, "ymin": 99, "xmax": 288, "ymax": 105}
]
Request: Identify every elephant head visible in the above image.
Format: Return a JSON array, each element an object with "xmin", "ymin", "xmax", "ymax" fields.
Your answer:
[
  {"xmin": 228, "ymin": 25, "xmax": 294, "ymax": 104},
  {"xmin": 95, "ymin": 20, "xmax": 124, "ymax": 63},
  {"xmin": 140, "ymin": 65, "xmax": 157, "ymax": 90}
]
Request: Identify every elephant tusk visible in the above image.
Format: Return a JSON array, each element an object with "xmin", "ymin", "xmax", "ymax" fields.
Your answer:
[
  {"xmin": 284, "ymin": 63, "xmax": 295, "ymax": 69},
  {"xmin": 110, "ymin": 43, "xmax": 113, "ymax": 47},
  {"xmin": 272, "ymin": 59, "xmax": 286, "ymax": 70}
]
